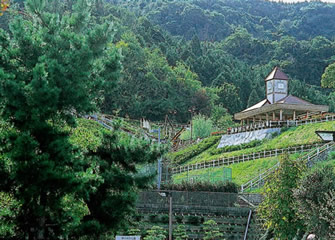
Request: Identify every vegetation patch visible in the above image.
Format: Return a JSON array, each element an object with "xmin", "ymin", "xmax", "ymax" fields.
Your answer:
[
  {"xmin": 185, "ymin": 121, "xmax": 335, "ymax": 165},
  {"xmin": 161, "ymin": 181, "xmax": 239, "ymax": 193},
  {"xmin": 167, "ymin": 135, "xmax": 221, "ymax": 165},
  {"xmin": 172, "ymin": 154, "xmax": 303, "ymax": 187}
]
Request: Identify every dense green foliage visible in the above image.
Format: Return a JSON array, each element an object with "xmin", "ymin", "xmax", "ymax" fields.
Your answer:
[
  {"xmin": 173, "ymin": 225, "xmax": 189, "ymax": 240},
  {"xmin": 259, "ymin": 154, "xmax": 306, "ymax": 239},
  {"xmin": 259, "ymin": 152, "xmax": 335, "ymax": 239},
  {"xmin": 0, "ymin": 1, "xmax": 162, "ymax": 239},
  {"xmin": 103, "ymin": 0, "xmax": 335, "ymax": 119},
  {"xmin": 1, "ymin": 0, "xmax": 335, "ymax": 124},
  {"xmin": 172, "ymin": 156, "xmax": 280, "ymax": 186},
  {"xmin": 180, "ymin": 114, "xmax": 215, "ymax": 140},
  {"xmin": 294, "ymin": 164, "xmax": 335, "ymax": 239},
  {"xmin": 161, "ymin": 181, "xmax": 239, "ymax": 193},
  {"xmin": 203, "ymin": 220, "xmax": 224, "ymax": 240},
  {"xmin": 186, "ymin": 121, "xmax": 335, "ymax": 164},
  {"xmin": 168, "ymin": 135, "xmax": 221, "ymax": 165},
  {"xmin": 322, "ymin": 62, "xmax": 335, "ymax": 89},
  {"xmin": 143, "ymin": 226, "xmax": 166, "ymax": 240}
]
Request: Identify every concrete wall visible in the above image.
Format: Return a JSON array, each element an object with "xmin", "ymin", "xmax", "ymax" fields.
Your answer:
[{"xmin": 217, "ymin": 128, "xmax": 281, "ymax": 149}]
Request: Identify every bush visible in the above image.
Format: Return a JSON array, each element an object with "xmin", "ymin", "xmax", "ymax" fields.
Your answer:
[
  {"xmin": 161, "ymin": 181, "xmax": 239, "ymax": 193},
  {"xmin": 203, "ymin": 219, "xmax": 224, "ymax": 240},
  {"xmin": 328, "ymin": 151, "xmax": 335, "ymax": 161},
  {"xmin": 144, "ymin": 226, "xmax": 166, "ymax": 240},
  {"xmin": 168, "ymin": 135, "xmax": 221, "ymax": 165},
  {"xmin": 294, "ymin": 164, "xmax": 335, "ymax": 239},
  {"xmin": 175, "ymin": 215, "xmax": 183, "ymax": 224},
  {"xmin": 160, "ymin": 214, "xmax": 169, "ymax": 224},
  {"xmin": 192, "ymin": 114, "xmax": 215, "ymax": 139},
  {"xmin": 149, "ymin": 214, "xmax": 159, "ymax": 223},
  {"xmin": 209, "ymin": 139, "xmax": 263, "ymax": 156},
  {"xmin": 173, "ymin": 224, "xmax": 188, "ymax": 240},
  {"xmin": 187, "ymin": 215, "xmax": 200, "ymax": 225}
]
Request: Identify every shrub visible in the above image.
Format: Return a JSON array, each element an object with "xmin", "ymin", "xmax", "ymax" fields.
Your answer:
[
  {"xmin": 144, "ymin": 226, "xmax": 166, "ymax": 240},
  {"xmin": 173, "ymin": 224, "xmax": 188, "ymax": 240},
  {"xmin": 187, "ymin": 215, "xmax": 200, "ymax": 225},
  {"xmin": 192, "ymin": 114, "xmax": 215, "ymax": 139},
  {"xmin": 203, "ymin": 220, "xmax": 224, "ymax": 240},
  {"xmin": 175, "ymin": 215, "xmax": 183, "ymax": 224},
  {"xmin": 168, "ymin": 135, "xmax": 221, "ymax": 165},
  {"xmin": 209, "ymin": 139, "xmax": 263, "ymax": 156},
  {"xmin": 294, "ymin": 164, "xmax": 335, "ymax": 239},
  {"xmin": 160, "ymin": 214, "xmax": 169, "ymax": 224},
  {"xmin": 149, "ymin": 214, "xmax": 159, "ymax": 223},
  {"xmin": 161, "ymin": 181, "xmax": 239, "ymax": 193},
  {"xmin": 328, "ymin": 151, "xmax": 335, "ymax": 161}
]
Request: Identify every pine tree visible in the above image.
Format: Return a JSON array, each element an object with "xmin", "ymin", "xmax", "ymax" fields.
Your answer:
[
  {"xmin": 203, "ymin": 219, "xmax": 224, "ymax": 240},
  {"xmin": 258, "ymin": 153, "xmax": 306, "ymax": 239},
  {"xmin": 174, "ymin": 224, "xmax": 189, "ymax": 240},
  {"xmin": 247, "ymin": 89, "xmax": 260, "ymax": 108},
  {"xmin": 143, "ymin": 226, "xmax": 167, "ymax": 240},
  {"xmin": 0, "ymin": 0, "xmax": 121, "ymax": 238},
  {"xmin": 75, "ymin": 130, "xmax": 162, "ymax": 237}
]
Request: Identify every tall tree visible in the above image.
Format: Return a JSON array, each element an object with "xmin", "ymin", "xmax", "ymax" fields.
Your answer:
[
  {"xmin": 294, "ymin": 164, "xmax": 335, "ymax": 238},
  {"xmin": 247, "ymin": 89, "xmax": 260, "ymax": 108},
  {"xmin": 258, "ymin": 154, "xmax": 306, "ymax": 239},
  {"xmin": 321, "ymin": 62, "xmax": 335, "ymax": 89},
  {"xmin": 0, "ymin": 0, "xmax": 120, "ymax": 238}
]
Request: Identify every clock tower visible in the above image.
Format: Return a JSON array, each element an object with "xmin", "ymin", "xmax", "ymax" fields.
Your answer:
[{"xmin": 265, "ymin": 67, "xmax": 289, "ymax": 104}]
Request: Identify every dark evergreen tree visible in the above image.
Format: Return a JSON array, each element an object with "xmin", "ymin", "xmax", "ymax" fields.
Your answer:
[
  {"xmin": 73, "ymin": 130, "xmax": 162, "ymax": 238},
  {"xmin": 190, "ymin": 34, "xmax": 202, "ymax": 56},
  {"xmin": 247, "ymin": 89, "xmax": 260, "ymax": 108},
  {"xmin": 0, "ymin": 0, "xmax": 139, "ymax": 238}
]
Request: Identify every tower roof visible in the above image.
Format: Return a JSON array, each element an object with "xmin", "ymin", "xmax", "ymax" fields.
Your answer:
[{"xmin": 265, "ymin": 66, "xmax": 289, "ymax": 81}]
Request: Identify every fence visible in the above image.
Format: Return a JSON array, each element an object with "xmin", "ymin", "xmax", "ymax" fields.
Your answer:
[
  {"xmin": 172, "ymin": 143, "xmax": 324, "ymax": 175},
  {"xmin": 226, "ymin": 114, "xmax": 335, "ymax": 135},
  {"xmin": 240, "ymin": 141, "xmax": 335, "ymax": 192},
  {"xmin": 136, "ymin": 191, "xmax": 263, "ymax": 212}
]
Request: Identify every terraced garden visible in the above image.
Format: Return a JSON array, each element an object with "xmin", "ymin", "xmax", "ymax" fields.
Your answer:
[{"xmin": 168, "ymin": 121, "xmax": 335, "ymax": 189}]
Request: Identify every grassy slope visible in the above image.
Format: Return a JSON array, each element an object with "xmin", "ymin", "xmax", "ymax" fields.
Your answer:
[
  {"xmin": 172, "ymin": 157, "xmax": 278, "ymax": 185},
  {"xmin": 186, "ymin": 121, "xmax": 335, "ymax": 165},
  {"xmin": 167, "ymin": 135, "xmax": 221, "ymax": 165},
  {"xmin": 172, "ymin": 153, "xmax": 303, "ymax": 186},
  {"xmin": 169, "ymin": 121, "xmax": 335, "ymax": 187}
]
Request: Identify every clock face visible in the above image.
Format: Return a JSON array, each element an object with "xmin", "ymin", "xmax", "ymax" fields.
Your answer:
[
  {"xmin": 267, "ymin": 81, "xmax": 273, "ymax": 93},
  {"xmin": 276, "ymin": 80, "xmax": 286, "ymax": 93}
]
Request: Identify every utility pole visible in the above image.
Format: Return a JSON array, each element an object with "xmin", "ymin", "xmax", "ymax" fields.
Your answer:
[
  {"xmin": 169, "ymin": 193, "xmax": 172, "ymax": 240},
  {"xmin": 151, "ymin": 128, "xmax": 161, "ymax": 189},
  {"xmin": 188, "ymin": 106, "xmax": 196, "ymax": 141},
  {"xmin": 158, "ymin": 191, "xmax": 173, "ymax": 240}
]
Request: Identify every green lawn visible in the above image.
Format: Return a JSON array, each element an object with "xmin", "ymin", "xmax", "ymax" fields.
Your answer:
[
  {"xmin": 173, "ymin": 157, "xmax": 278, "ymax": 185},
  {"xmin": 185, "ymin": 121, "xmax": 335, "ymax": 165},
  {"xmin": 173, "ymin": 153, "xmax": 304, "ymax": 188}
]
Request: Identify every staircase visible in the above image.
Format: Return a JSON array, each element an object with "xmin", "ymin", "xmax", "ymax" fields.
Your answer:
[{"xmin": 240, "ymin": 141, "xmax": 335, "ymax": 192}]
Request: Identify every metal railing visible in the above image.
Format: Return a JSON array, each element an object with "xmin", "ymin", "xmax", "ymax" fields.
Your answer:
[
  {"xmin": 172, "ymin": 143, "xmax": 323, "ymax": 175},
  {"xmin": 240, "ymin": 141, "xmax": 335, "ymax": 192},
  {"xmin": 226, "ymin": 114, "xmax": 335, "ymax": 135}
]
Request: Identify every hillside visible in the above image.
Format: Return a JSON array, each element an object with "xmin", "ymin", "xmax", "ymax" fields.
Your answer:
[
  {"xmin": 112, "ymin": 0, "xmax": 335, "ymax": 41},
  {"xmin": 168, "ymin": 121, "xmax": 335, "ymax": 190},
  {"xmin": 109, "ymin": 0, "xmax": 335, "ymax": 112},
  {"xmin": 169, "ymin": 121, "xmax": 335, "ymax": 165}
]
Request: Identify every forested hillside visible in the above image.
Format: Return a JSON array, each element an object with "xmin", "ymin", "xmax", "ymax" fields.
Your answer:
[
  {"xmin": 2, "ymin": 0, "xmax": 334, "ymax": 124},
  {"xmin": 102, "ymin": 0, "xmax": 335, "ymax": 122}
]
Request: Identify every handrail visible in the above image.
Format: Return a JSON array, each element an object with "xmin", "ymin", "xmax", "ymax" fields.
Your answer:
[
  {"xmin": 240, "ymin": 141, "xmax": 335, "ymax": 192},
  {"xmin": 172, "ymin": 142, "xmax": 323, "ymax": 174},
  {"xmin": 225, "ymin": 115, "xmax": 335, "ymax": 135},
  {"xmin": 244, "ymin": 210, "xmax": 252, "ymax": 240}
]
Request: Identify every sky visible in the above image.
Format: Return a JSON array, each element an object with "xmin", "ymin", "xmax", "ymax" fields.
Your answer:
[{"xmin": 269, "ymin": 0, "xmax": 335, "ymax": 2}]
